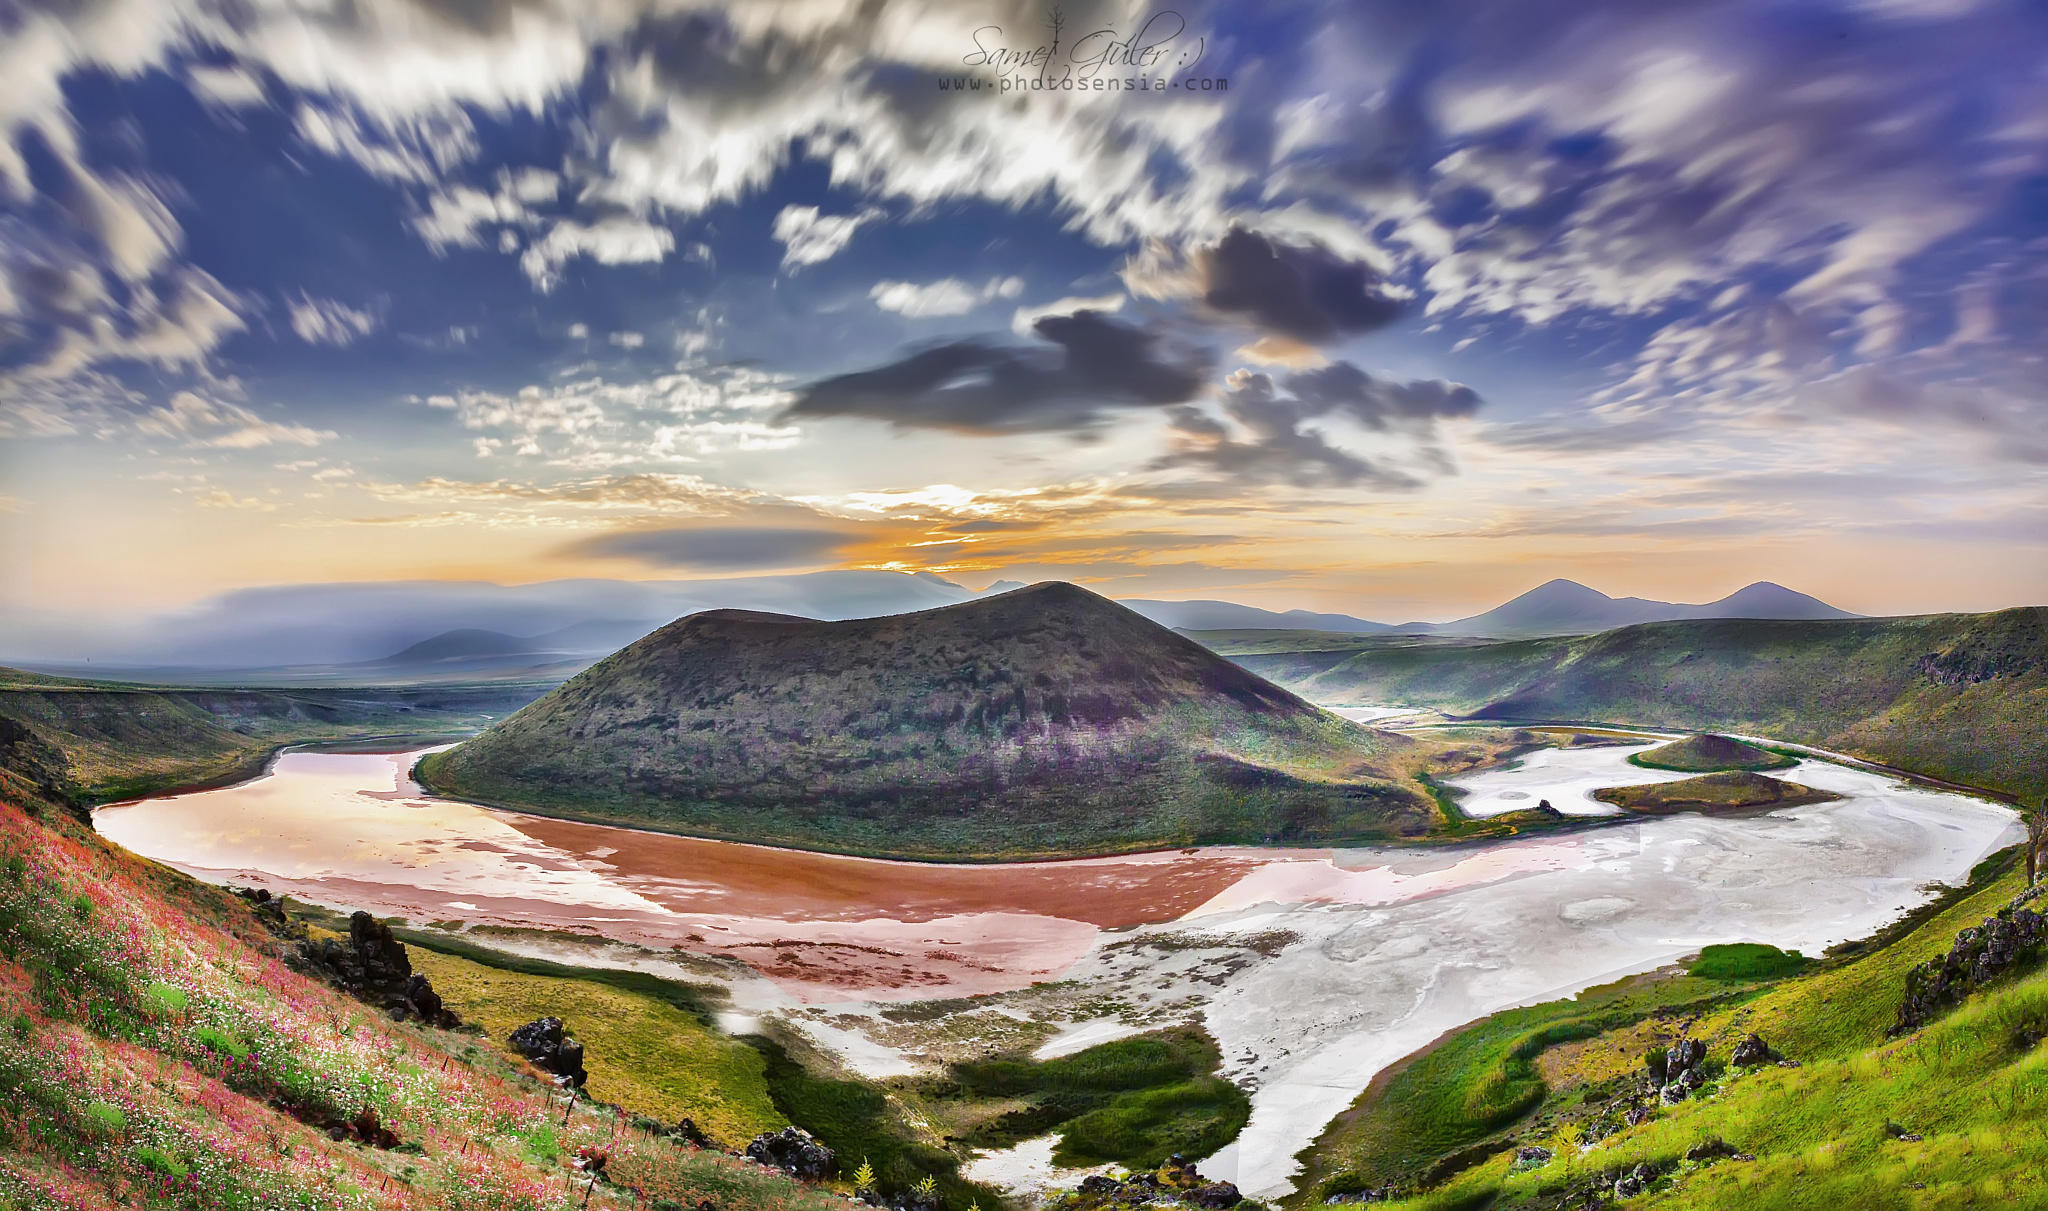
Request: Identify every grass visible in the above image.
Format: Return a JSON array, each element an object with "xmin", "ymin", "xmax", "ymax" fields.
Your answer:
[
  {"xmin": 1686, "ymin": 944, "xmax": 1811, "ymax": 982},
  {"xmin": 1214, "ymin": 609, "xmax": 2048, "ymax": 807},
  {"xmin": 748, "ymin": 1034, "xmax": 1003, "ymax": 1211},
  {"xmin": 938, "ymin": 1027, "xmax": 1252, "ymax": 1167},
  {"xmin": 1627, "ymin": 734, "xmax": 1797, "ymax": 774},
  {"xmin": 1293, "ymin": 969, "xmax": 1772, "ymax": 1199},
  {"xmin": 1296, "ymin": 846, "xmax": 2048, "ymax": 1210},
  {"xmin": 0, "ymin": 669, "xmax": 544, "ymax": 809},
  {"xmin": 404, "ymin": 944, "xmax": 784, "ymax": 1148},
  {"xmin": 0, "ymin": 776, "xmax": 845, "ymax": 1211},
  {"xmin": 1590, "ymin": 772, "xmax": 1841, "ymax": 815}
]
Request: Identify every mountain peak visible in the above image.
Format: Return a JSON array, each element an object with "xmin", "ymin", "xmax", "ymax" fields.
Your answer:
[{"xmin": 421, "ymin": 585, "xmax": 1429, "ymax": 859}]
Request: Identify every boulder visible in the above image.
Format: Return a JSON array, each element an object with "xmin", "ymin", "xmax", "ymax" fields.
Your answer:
[
  {"xmin": 1515, "ymin": 1146, "xmax": 1553, "ymax": 1166},
  {"xmin": 1187, "ymin": 1182, "xmax": 1243, "ymax": 1209},
  {"xmin": 1614, "ymin": 1163, "xmax": 1652, "ymax": 1199},
  {"xmin": 1730, "ymin": 1033, "xmax": 1772, "ymax": 1067},
  {"xmin": 668, "ymin": 1117, "xmax": 710, "ymax": 1147},
  {"xmin": 744, "ymin": 1126, "xmax": 835, "ymax": 1181},
  {"xmin": 509, "ymin": 1017, "xmax": 589, "ymax": 1087},
  {"xmin": 1685, "ymin": 1138, "xmax": 1738, "ymax": 1162}
]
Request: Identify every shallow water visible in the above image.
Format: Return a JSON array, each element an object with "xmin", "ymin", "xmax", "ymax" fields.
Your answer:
[{"xmin": 94, "ymin": 735, "xmax": 2020, "ymax": 1197}]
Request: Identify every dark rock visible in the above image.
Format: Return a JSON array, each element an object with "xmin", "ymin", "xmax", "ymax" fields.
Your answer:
[
  {"xmin": 1079, "ymin": 1177, "xmax": 1121, "ymax": 1198},
  {"xmin": 1686, "ymin": 1138, "xmax": 1737, "ymax": 1162},
  {"xmin": 1188, "ymin": 1182, "xmax": 1242, "ymax": 1209},
  {"xmin": 1895, "ymin": 903, "xmax": 2046, "ymax": 1032},
  {"xmin": 1730, "ymin": 1033, "xmax": 1772, "ymax": 1067},
  {"xmin": 669, "ymin": 1117, "xmax": 710, "ymax": 1147},
  {"xmin": 1614, "ymin": 1163, "xmax": 1649, "ymax": 1199},
  {"xmin": 1515, "ymin": 1146, "xmax": 1553, "ymax": 1166},
  {"xmin": 509, "ymin": 1017, "xmax": 589, "ymax": 1087},
  {"xmin": 1656, "ymin": 1037, "xmax": 1709, "ymax": 1103},
  {"xmin": 744, "ymin": 1126, "xmax": 835, "ymax": 1181},
  {"xmin": 297, "ymin": 911, "xmax": 460, "ymax": 1028}
]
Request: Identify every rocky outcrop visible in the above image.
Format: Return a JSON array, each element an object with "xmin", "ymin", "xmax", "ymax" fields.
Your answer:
[
  {"xmin": 1730, "ymin": 1033, "xmax": 1773, "ymax": 1067},
  {"xmin": 1614, "ymin": 1164, "xmax": 1652, "ymax": 1199},
  {"xmin": 1073, "ymin": 1160, "xmax": 1241, "ymax": 1209},
  {"xmin": 509, "ymin": 1016, "xmax": 588, "ymax": 1087},
  {"xmin": 1514, "ymin": 1145, "xmax": 1553, "ymax": 1167},
  {"xmin": 1649, "ymin": 1037, "xmax": 1708, "ymax": 1103},
  {"xmin": 299, "ymin": 910, "xmax": 460, "ymax": 1028},
  {"xmin": 1895, "ymin": 901, "xmax": 2047, "ymax": 1032},
  {"xmin": 744, "ymin": 1126, "xmax": 834, "ymax": 1181}
]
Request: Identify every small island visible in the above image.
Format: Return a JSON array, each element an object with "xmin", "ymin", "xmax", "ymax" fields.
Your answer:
[
  {"xmin": 1629, "ymin": 732, "xmax": 1798, "ymax": 772},
  {"xmin": 1593, "ymin": 771, "xmax": 1843, "ymax": 816}
]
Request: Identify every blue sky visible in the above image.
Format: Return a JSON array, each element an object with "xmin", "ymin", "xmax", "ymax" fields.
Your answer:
[{"xmin": 1, "ymin": 0, "xmax": 2044, "ymax": 642}]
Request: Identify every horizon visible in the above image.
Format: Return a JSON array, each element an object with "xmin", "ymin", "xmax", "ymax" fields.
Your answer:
[
  {"xmin": 0, "ymin": 566, "xmax": 1977, "ymax": 670},
  {"xmin": 4, "ymin": 0, "xmax": 2046, "ymax": 639}
]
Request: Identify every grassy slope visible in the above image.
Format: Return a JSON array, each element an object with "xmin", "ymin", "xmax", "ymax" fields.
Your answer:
[
  {"xmin": 0, "ymin": 669, "xmax": 545, "ymax": 807},
  {"xmin": 1212, "ymin": 608, "xmax": 2047, "ymax": 804},
  {"xmin": 0, "ymin": 780, "xmax": 843, "ymax": 1211},
  {"xmin": 1590, "ymin": 772, "xmax": 1841, "ymax": 815},
  {"xmin": 1629, "ymin": 735, "xmax": 1796, "ymax": 773},
  {"xmin": 423, "ymin": 583, "xmax": 1442, "ymax": 860},
  {"xmin": 928, "ymin": 1026, "xmax": 1252, "ymax": 1168},
  {"xmin": 401, "ymin": 944, "xmax": 784, "ymax": 1147},
  {"xmin": 1298, "ymin": 850, "xmax": 2048, "ymax": 1210}
]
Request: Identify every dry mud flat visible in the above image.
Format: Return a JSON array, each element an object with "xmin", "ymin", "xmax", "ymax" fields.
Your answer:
[{"xmin": 95, "ymin": 741, "xmax": 2020, "ymax": 1199}]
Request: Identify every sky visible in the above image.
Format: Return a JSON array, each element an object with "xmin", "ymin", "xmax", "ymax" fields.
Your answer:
[{"xmin": 1, "ymin": 0, "xmax": 2044, "ymax": 643}]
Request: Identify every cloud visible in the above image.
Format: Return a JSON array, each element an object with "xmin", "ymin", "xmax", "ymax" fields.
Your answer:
[
  {"xmin": 1153, "ymin": 363, "xmax": 1480, "ymax": 488},
  {"xmin": 563, "ymin": 523, "xmax": 862, "ymax": 571},
  {"xmin": 135, "ymin": 390, "xmax": 336, "ymax": 449},
  {"xmin": 287, "ymin": 295, "xmax": 380, "ymax": 346},
  {"xmin": 785, "ymin": 310, "xmax": 1213, "ymax": 434},
  {"xmin": 772, "ymin": 205, "xmax": 882, "ymax": 269},
  {"xmin": 869, "ymin": 275, "xmax": 1025, "ymax": 317},
  {"xmin": 518, "ymin": 215, "xmax": 676, "ymax": 288},
  {"xmin": 412, "ymin": 363, "xmax": 798, "ymax": 462},
  {"xmin": 1128, "ymin": 226, "xmax": 1406, "ymax": 347}
]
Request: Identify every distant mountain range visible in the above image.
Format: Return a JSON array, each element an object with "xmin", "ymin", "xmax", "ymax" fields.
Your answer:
[
  {"xmin": 417, "ymin": 582, "xmax": 1433, "ymax": 859},
  {"xmin": 1, "ymin": 568, "xmax": 1859, "ymax": 677},
  {"xmin": 1418, "ymin": 579, "xmax": 1858, "ymax": 638},
  {"xmin": 1122, "ymin": 579, "xmax": 1855, "ymax": 639}
]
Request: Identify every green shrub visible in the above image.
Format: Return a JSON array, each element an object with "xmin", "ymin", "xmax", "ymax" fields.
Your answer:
[
  {"xmin": 80, "ymin": 1101, "xmax": 127, "ymax": 1136},
  {"xmin": 192, "ymin": 1025, "xmax": 248, "ymax": 1059},
  {"xmin": 133, "ymin": 1144, "xmax": 188, "ymax": 1178},
  {"xmin": 1688, "ymin": 943, "xmax": 1811, "ymax": 981},
  {"xmin": 143, "ymin": 982, "xmax": 189, "ymax": 1017}
]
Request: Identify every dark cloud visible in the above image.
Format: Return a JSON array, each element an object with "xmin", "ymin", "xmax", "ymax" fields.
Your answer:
[
  {"xmin": 1196, "ymin": 228, "xmax": 1404, "ymax": 345},
  {"xmin": 782, "ymin": 310, "xmax": 1212, "ymax": 434},
  {"xmin": 1153, "ymin": 362, "xmax": 1479, "ymax": 487},
  {"xmin": 564, "ymin": 525, "xmax": 858, "ymax": 570}
]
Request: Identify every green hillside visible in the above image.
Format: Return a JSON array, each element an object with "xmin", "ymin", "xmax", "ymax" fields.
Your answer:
[
  {"xmin": 0, "ymin": 671, "xmax": 544, "ymax": 810},
  {"xmin": 421, "ymin": 582, "xmax": 1437, "ymax": 860},
  {"xmin": 1630, "ymin": 734, "xmax": 1796, "ymax": 773},
  {"xmin": 1590, "ymin": 771, "xmax": 1840, "ymax": 816},
  {"xmin": 1210, "ymin": 608, "xmax": 2047, "ymax": 803},
  {"xmin": 1295, "ymin": 848, "xmax": 2048, "ymax": 1210}
]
